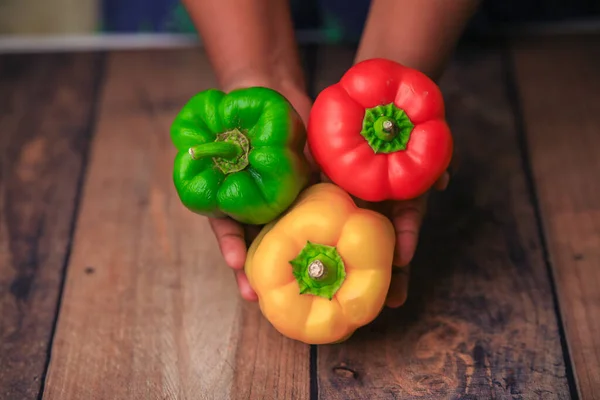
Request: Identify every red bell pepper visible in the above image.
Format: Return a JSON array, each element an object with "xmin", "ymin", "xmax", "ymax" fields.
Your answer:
[{"xmin": 307, "ymin": 58, "xmax": 453, "ymax": 202}]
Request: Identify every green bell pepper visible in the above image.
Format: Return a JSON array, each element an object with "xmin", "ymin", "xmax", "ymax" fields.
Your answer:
[{"xmin": 171, "ymin": 87, "xmax": 311, "ymax": 225}]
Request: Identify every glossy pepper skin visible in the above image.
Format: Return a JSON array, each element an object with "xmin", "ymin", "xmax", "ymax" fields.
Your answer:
[
  {"xmin": 171, "ymin": 87, "xmax": 311, "ymax": 225},
  {"xmin": 245, "ymin": 183, "xmax": 396, "ymax": 344},
  {"xmin": 307, "ymin": 58, "xmax": 453, "ymax": 202}
]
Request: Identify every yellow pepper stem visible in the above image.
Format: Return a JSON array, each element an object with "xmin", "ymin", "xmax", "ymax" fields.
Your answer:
[{"xmin": 290, "ymin": 241, "xmax": 346, "ymax": 300}]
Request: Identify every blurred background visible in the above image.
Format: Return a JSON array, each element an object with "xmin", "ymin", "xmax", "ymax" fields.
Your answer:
[{"xmin": 1, "ymin": 0, "xmax": 600, "ymax": 51}]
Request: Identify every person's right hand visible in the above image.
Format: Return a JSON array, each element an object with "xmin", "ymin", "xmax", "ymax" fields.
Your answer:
[{"xmin": 207, "ymin": 78, "xmax": 315, "ymax": 301}]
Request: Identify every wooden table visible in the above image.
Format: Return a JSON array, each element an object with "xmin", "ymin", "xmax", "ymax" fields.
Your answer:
[{"xmin": 1, "ymin": 35, "xmax": 599, "ymax": 400}]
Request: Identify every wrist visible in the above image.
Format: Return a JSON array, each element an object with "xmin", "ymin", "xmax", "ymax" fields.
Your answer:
[
  {"xmin": 220, "ymin": 70, "xmax": 311, "ymax": 124},
  {"xmin": 220, "ymin": 71, "xmax": 315, "ymax": 170},
  {"xmin": 356, "ymin": 0, "xmax": 479, "ymax": 80},
  {"xmin": 220, "ymin": 69, "xmax": 305, "ymax": 96}
]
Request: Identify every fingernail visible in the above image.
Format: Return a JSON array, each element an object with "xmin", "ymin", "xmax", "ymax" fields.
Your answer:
[
  {"xmin": 242, "ymin": 287, "xmax": 258, "ymax": 302},
  {"xmin": 235, "ymin": 271, "xmax": 258, "ymax": 301},
  {"xmin": 386, "ymin": 267, "xmax": 410, "ymax": 308},
  {"xmin": 435, "ymin": 172, "xmax": 450, "ymax": 191}
]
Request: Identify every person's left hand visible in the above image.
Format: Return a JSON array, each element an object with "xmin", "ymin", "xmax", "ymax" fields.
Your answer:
[{"xmin": 207, "ymin": 78, "xmax": 315, "ymax": 302}]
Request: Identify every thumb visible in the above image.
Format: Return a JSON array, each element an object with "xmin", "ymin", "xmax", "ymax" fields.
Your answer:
[{"xmin": 386, "ymin": 265, "xmax": 410, "ymax": 308}]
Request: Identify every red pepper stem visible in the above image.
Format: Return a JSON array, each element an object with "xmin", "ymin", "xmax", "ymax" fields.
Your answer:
[
  {"xmin": 188, "ymin": 142, "xmax": 242, "ymax": 160},
  {"xmin": 374, "ymin": 118, "xmax": 397, "ymax": 141}
]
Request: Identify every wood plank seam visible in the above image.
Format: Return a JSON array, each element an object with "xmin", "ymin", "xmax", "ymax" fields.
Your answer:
[
  {"xmin": 35, "ymin": 53, "xmax": 107, "ymax": 400},
  {"xmin": 305, "ymin": 42, "xmax": 322, "ymax": 400},
  {"xmin": 510, "ymin": 36, "xmax": 600, "ymax": 399},
  {"xmin": 503, "ymin": 46, "xmax": 580, "ymax": 400},
  {"xmin": 41, "ymin": 50, "xmax": 311, "ymax": 400},
  {"xmin": 310, "ymin": 345, "xmax": 318, "ymax": 400},
  {"xmin": 0, "ymin": 52, "xmax": 106, "ymax": 400}
]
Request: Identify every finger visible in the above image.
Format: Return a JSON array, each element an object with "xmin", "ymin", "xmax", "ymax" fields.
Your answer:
[
  {"xmin": 448, "ymin": 149, "xmax": 459, "ymax": 176},
  {"xmin": 235, "ymin": 270, "xmax": 258, "ymax": 301},
  {"xmin": 386, "ymin": 266, "xmax": 410, "ymax": 308},
  {"xmin": 433, "ymin": 171, "xmax": 450, "ymax": 191},
  {"xmin": 303, "ymin": 144, "xmax": 323, "ymax": 187},
  {"xmin": 289, "ymin": 90, "xmax": 312, "ymax": 127},
  {"xmin": 303, "ymin": 142, "xmax": 319, "ymax": 171},
  {"xmin": 209, "ymin": 217, "xmax": 247, "ymax": 270},
  {"xmin": 433, "ymin": 147, "xmax": 459, "ymax": 191},
  {"xmin": 390, "ymin": 198, "xmax": 427, "ymax": 267}
]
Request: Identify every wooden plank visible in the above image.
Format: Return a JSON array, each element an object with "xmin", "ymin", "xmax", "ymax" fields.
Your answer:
[
  {"xmin": 42, "ymin": 49, "xmax": 310, "ymax": 400},
  {"xmin": 314, "ymin": 45, "xmax": 571, "ymax": 399},
  {"xmin": 0, "ymin": 53, "xmax": 103, "ymax": 399},
  {"xmin": 512, "ymin": 35, "xmax": 600, "ymax": 399}
]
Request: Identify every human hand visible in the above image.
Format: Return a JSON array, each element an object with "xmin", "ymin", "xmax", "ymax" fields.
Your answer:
[
  {"xmin": 208, "ymin": 78, "xmax": 450, "ymax": 308},
  {"xmin": 207, "ymin": 78, "xmax": 315, "ymax": 301}
]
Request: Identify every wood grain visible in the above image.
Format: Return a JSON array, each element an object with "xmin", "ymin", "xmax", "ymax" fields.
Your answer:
[
  {"xmin": 0, "ymin": 53, "xmax": 103, "ymax": 399},
  {"xmin": 42, "ymin": 49, "xmax": 310, "ymax": 400},
  {"xmin": 313, "ymin": 45, "xmax": 571, "ymax": 399},
  {"xmin": 513, "ymin": 35, "xmax": 600, "ymax": 399},
  {"xmin": 231, "ymin": 302, "xmax": 310, "ymax": 400}
]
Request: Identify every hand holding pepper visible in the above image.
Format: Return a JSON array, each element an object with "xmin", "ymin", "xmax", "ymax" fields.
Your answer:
[
  {"xmin": 181, "ymin": 0, "xmax": 476, "ymax": 307},
  {"xmin": 307, "ymin": 58, "xmax": 455, "ymax": 308},
  {"xmin": 204, "ymin": 73, "xmax": 450, "ymax": 310},
  {"xmin": 205, "ymin": 80, "xmax": 315, "ymax": 301}
]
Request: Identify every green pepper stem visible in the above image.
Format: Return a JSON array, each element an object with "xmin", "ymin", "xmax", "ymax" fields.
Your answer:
[
  {"xmin": 188, "ymin": 142, "xmax": 242, "ymax": 160},
  {"xmin": 189, "ymin": 129, "xmax": 251, "ymax": 174}
]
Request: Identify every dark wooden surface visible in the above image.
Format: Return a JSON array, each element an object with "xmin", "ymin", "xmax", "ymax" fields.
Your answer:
[
  {"xmin": 0, "ymin": 36, "xmax": 598, "ymax": 399},
  {"xmin": 513, "ymin": 35, "xmax": 600, "ymax": 400},
  {"xmin": 0, "ymin": 53, "xmax": 103, "ymax": 399},
  {"xmin": 314, "ymin": 45, "xmax": 570, "ymax": 400}
]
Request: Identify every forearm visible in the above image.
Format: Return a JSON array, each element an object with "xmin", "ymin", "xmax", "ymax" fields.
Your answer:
[
  {"xmin": 356, "ymin": 0, "xmax": 480, "ymax": 80},
  {"xmin": 182, "ymin": 0, "xmax": 305, "ymax": 91}
]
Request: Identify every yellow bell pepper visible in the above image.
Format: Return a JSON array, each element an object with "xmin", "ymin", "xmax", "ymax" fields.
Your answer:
[{"xmin": 245, "ymin": 183, "xmax": 396, "ymax": 344}]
